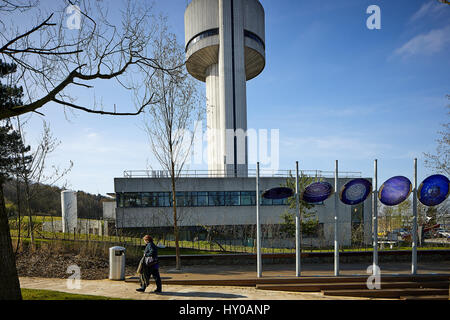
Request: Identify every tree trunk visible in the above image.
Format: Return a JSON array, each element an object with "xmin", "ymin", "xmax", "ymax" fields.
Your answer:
[
  {"xmin": 0, "ymin": 183, "xmax": 22, "ymax": 300},
  {"xmin": 24, "ymin": 177, "xmax": 34, "ymax": 247},
  {"xmin": 14, "ymin": 178, "xmax": 22, "ymax": 254},
  {"xmin": 171, "ymin": 163, "xmax": 180, "ymax": 270}
]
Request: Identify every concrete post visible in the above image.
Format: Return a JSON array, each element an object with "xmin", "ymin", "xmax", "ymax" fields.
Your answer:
[
  {"xmin": 412, "ymin": 158, "xmax": 418, "ymax": 275},
  {"xmin": 334, "ymin": 160, "xmax": 339, "ymax": 276},
  {"xmin": 295, "ymin": 161, "xmax": 301, "ymax": 277},
  {"xmin": 256, "ymin": 161, "xmax": 262, "ymax": 277},
  {"xmin": 373, "ymin": 159, "xmax": 378, "ymax": 275}
]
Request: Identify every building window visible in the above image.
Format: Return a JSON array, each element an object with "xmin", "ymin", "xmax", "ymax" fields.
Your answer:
[
  {"xmin": 142, "ymin": 192, "xmax": 156, "ymax": 207},
  {"xmin": 157, "ymin": 192, "xmax": 170, "ymax": 207},
  {"xmin": 116, "ymin": 190, "xmax": 292, "ymax": 208},
  {"xmin": 351, "ymin": 203, "xmax": 364, "ymax": 224},
  {"xmin": 123, "ymin": 193, "xmax": 141, "ymax": 207},
  {"xmin": 185, "ymin": 191, "xmax": 196, "ymax": 207},
  {"xmin": 225, "ymin": 191, "xmax": 240, "ymax": 206},
  {"xmin": 185, "ymin": 28, "xmax": 219, "ymax": 52},
  {"xmin": 261, "ymin": 195, "xmax": 272, "ymax": 206},
  {"xmin": 240, "ymin": 191, "xmax": 256, "ymax": 206},
  {"xmin": 208, "ymin": 191, "xmax": 225, "ymax": 206},
  {"xmin": 117, "ymin": 193, "xmax": 124, "ymax": 208},
  {"xmin": 197, "ymin": 192, "xmax": 208, "ymax": 206},
  {"xmin": 272, "ymin": 198, "xmax": 287, "ymax": 206},
  {"xmin": 244, "ymin": 29, "xmax": 265, "ymax": 49},
  {"xmin": 176, "ymin": 192, "xmax": 188, "ymax": 207}
]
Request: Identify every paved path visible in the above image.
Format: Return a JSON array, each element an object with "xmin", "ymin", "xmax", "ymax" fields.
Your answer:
[
  {"xmin": 19, "ymin": 262, "xmax": 450, "ymax": 300},
  {"xmin": 19, "ymin": 277, "xmax": 368, "ymax": 300}
]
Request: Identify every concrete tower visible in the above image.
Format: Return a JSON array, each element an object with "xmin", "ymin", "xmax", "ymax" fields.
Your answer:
[{"xmin": 185, "ymin": 0, "xmax": 265, "ymax": 177}]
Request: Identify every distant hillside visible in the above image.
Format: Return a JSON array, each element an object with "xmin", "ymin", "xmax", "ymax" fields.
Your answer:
[{"xmin": 3, "ymin": 180, "xmax": 112, "ymax": 219}]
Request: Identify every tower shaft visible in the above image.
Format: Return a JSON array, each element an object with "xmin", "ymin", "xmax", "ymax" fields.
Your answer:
[{"xmin": 185, "ymin": 0, "xmax": 265, "ymax": 177}]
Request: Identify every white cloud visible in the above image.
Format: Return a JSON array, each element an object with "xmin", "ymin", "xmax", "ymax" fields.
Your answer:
[
  {"xmin": 393, "ymin": 26, "xmax": 450, "ymax": 58},
  {"xmin": 409, "ymin": 2, "xmax": 446, "ymax": 22}
]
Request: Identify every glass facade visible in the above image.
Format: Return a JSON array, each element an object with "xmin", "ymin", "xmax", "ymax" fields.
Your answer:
[{"xmin": 117, "ymin": 191, "xmax": 288, "ymax": 208}]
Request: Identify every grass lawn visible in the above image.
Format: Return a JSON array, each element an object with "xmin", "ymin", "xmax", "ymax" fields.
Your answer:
[{"xmin": 21, "ymin": 288, "xmax": 126, "ymax": 300}]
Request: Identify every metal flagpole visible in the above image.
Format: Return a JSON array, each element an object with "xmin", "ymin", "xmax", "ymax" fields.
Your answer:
[
  {"xmin": 256, "ymin": 162, "xmax": 262, "ymax": 278},
  {"xmin": 412, "ymin": 158, "xmax": 418, "ymax": 275},
  {"xmin": 373, "ymin": 159, "xmax": 378, "ymax": 275},
  {"xmin": 295, "ymin": 161, "xmax": 301, "ymax": 277},
  {"xmin": 334, "ymin": 160, "xmax": 339, "ymax": 276}
]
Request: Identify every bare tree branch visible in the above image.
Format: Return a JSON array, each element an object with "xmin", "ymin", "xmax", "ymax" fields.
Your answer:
[{"xmin": 0, "ymin": 0, "xmax": 181, "ymax": 120}]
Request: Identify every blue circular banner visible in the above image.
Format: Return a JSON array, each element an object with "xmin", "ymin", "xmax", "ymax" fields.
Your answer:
[
  {"xmin": 340, "ymin": 178, "xmax": 372, "ymax": 205},
  {"xmin": 418, "ymin": 174, "xmax": 449, "ymax": 207},
  {"xmin": 262, "ymin": 187, "xmax": 294, "ymax": 200},
  {"xmin": 302, "ymin": 181, "xmax": 334, "ymax": 203},
  {"xmin": 378, "ymin": 176, "xmax": 412, "ymax": 206}
]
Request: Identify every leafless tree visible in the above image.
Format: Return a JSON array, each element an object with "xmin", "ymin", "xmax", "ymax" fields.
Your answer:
[
  {"xmin": 13, "ymin": 117, "xmax": 72, "ymax": 247},
  {"xmin": 143, "ymin": 25, "xmax": 203, "ymax": 270},
  {"xmin": 423, "ymin": 100, "xmax": 450, "ymax": 176},
  {"xmin": 0, "ymin": 0, "xmax": 180, "ymax": 120}
]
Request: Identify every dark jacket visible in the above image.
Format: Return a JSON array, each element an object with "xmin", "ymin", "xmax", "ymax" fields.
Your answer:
[{"xmin": 144, "ymin": 242, "xmax": 158, "ymax": 260}]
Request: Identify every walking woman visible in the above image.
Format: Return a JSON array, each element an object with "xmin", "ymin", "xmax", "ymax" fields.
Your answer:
[{"xmin": 136, "ymin": 235, "xmax": 162, "ymax": 293}]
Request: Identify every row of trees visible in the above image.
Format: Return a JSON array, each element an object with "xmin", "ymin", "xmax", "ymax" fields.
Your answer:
[
  {"xmin": 378, "ymin": 199, "xmax": 441, "ymax": 232},
  {"xmin": 3, "ymin": 180, "xmax": 108, "ymax": 218}
]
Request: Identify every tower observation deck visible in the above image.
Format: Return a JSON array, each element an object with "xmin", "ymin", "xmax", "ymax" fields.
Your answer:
[{"xmin": 184, "ymin": 0, "xmax": 265, "ymax": 177}]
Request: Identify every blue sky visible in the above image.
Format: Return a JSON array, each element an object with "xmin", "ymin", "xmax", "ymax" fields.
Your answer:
[{"xmin": 16, "ymin": 0, "xmax": 450, "ymax": 195}]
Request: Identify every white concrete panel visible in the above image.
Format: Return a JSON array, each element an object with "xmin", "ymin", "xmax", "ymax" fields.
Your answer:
[
  {"xmin": 185, "ymin": 0, "xmax": 219, "ymax": 47},
  {"xmin": 243, "ymin": 0, "xmax": 265, "ymax": 42},
  {"xmin": 206, "ymin": 63, "xmax": 225, "ymax": 174},
  {"xmin": 61, "ymin": 190, "xmax": 77, "ymax": 233},
  {"xmin": 103, "ymin": 201, "xmax": 116, "ymax": 220}
]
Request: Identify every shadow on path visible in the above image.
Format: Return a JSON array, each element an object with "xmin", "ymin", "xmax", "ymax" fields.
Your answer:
[{"xmin": 149, "ymin": 291, "xmax": 247, "ymax": 299}]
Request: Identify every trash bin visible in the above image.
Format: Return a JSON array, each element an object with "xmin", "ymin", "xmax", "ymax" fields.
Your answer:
[{"xmin": 109, "ymin": 246, "xmax": 126, "ymax": 280}]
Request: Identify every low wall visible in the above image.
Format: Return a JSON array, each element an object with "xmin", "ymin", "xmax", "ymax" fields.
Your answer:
[
  {"xmin": 154, "ymin": 249, "xmax": 450, "ymax": 266},
  {"xmin": 42, "ymin": 219, "xmax": 104, "ymax": 236}
]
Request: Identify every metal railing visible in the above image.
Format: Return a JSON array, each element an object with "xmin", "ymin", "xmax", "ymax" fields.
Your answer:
[{"xmin": 123, "ymin": 169, "xmax": 362, "ymax": 179}]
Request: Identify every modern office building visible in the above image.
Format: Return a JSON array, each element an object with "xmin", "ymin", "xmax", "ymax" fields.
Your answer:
[
  {"xmin": 108, "ymin": 172, "xmax": 373, "ymax": 247},
  {"xmin": 185, "ymin": 0, "xmax": 265, "ymax": 177}
]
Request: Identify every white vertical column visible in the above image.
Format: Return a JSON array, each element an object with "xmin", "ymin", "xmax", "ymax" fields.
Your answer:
[
  {"xmin": 412, "ymin": 158, "xmax": 418, "ymax": 275},
  {"xmin": 232, "ymin": 0, "xmax": 248, "ymax": 177},
  {"xmin": 334, "ymin": 160, "xmax": 339, "ymax": 276},
  {"xmin": 295, "ymin": 161, "xmax": 301, "ymax": 277},
  {"xmin": 219, "ymin": 0, "xmax": 233, "ymax": 177},
  {"xmin": 373, "ymin": 159, "xmax": 378, "ymax": 274},
  {"xmin": 256, "ymin": 161, "xmax": 262, "ymax": 277},
  {"xmin": 219, "ymin": 0, "xmax": 248, "ymax": 177},
  {"xmin": 206, "ymin": 63, "xmax": 223, "ymax": 176}
]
